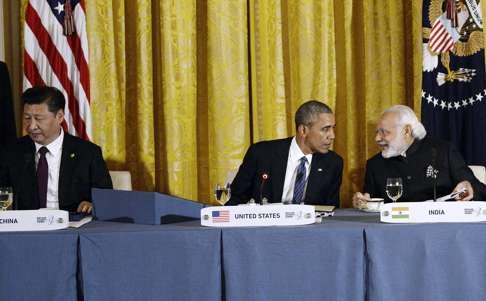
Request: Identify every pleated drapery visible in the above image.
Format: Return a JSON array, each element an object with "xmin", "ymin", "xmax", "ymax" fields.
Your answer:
[{"xmin": 18, "ymin": 0, "xmax": 432, "ymax": 207}]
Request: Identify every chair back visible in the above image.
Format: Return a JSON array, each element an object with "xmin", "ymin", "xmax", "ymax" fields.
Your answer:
[{"xmin": 109, "ymin": 171, "xmax": 133, "ymax": 190}]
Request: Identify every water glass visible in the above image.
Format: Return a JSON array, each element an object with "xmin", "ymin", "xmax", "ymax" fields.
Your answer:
[
  {"xmin": 0, "ymin": 187, "xmax": 13, "ymax": 211},
  {"xmin": 385, "ymin": 178, "xmax": 403, "ymax": 203},
  {"xmin": 214, "ymin": 183, "xmax": 231, "ymax": 205}
]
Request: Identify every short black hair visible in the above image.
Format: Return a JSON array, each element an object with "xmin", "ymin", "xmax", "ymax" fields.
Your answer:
[
  {"xmin": 295, "ymin": 100, "xmax": 333, "ymax": 129},
  {"xmin": 22, "ymin": 86, "xmax": 65, "ymax": 113}
]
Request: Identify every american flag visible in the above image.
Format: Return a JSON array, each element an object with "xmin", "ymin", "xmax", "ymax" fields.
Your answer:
[
  {"xmin": 428, "ymin": 15, "xmax": 459, "ymax": 54},
  {"xmin": 23, "ymin": 0, "xmax": 91, "ymax": 140},
  {"xmin": 422, "ymin": 0, "xmax": 486, "ymax": 166},
  {"xmin": 212, "ymin": 210, "xmax": 230, "ymax": 223}
]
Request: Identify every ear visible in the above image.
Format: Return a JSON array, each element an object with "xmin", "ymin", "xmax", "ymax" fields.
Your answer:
[
  {"xmin": 297, "ymin": 124, "xmax": 307, "ymax": 135},
  {"xmin": 56, "ymin": 110, "xmax": 65, "ymax": 123},
  {"xmin": 403, "ymin": 124, "xmax": 412, "ymax": 136}
]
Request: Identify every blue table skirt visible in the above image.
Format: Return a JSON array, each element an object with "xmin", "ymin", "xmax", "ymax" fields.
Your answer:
[
  {"xmin": 0, "ymin": 231, "xmax": 78, "ymax": 301},
  {"xmin": 78, "ymin": 221, "xmax": 222, "ymax": 301},
  {"xmin": 365, "ymin": 222, "xmax": 486, "ymax": 301},
  {"xmin": 222, "ymin": 220, "xmax": 367, "ymax": 301}
]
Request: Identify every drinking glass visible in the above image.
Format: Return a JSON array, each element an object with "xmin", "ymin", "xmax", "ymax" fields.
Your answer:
[
  {"xmin": 0, "ymin": 187, "xmax": 13, "ymax": 211},
  {"xmin": 214, "ymin": 183, "xmax": 231, "ymax": 205},
  {"xmin": 385, "ymin": 178, "xmax": 403, "ymax": 203}
]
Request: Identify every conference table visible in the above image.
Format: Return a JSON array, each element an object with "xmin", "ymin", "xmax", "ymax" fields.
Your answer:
[{"xmin": 1, "ymin": 210, "xmax": 486, "ymax": 301}]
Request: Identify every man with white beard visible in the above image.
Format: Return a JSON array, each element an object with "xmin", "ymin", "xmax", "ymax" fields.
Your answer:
[{"xmin": 352, "ymin": 105, "xmax": 485, "ymax": 208}]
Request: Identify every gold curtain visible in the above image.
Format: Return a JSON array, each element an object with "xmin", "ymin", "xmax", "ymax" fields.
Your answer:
[
  {"xmin": 18, "ymin": 0, "xmax": 426, "ymax": 206},
  {"xmin": 334, "ymin": 0, "xmax": 423, "ymax": 206}
]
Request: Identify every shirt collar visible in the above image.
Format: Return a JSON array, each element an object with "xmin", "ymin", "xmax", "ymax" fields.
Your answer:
[
  {"xmin": 289, "ymin": 137, "xmax": 313, "ymax": 164},
  {"xmin": 35, "ymin": 130, "xmax": 64, "ymax": 156}
]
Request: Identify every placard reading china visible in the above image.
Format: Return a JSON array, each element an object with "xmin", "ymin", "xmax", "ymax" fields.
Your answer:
[{"xmin": 0, "ymin": 210, "xmax": 69, "ymax": 231}]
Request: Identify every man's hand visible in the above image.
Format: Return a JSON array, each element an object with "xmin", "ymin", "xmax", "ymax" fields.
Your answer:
[
  {"xmin": 77, "ymin": 200, "xmax": 93, "ymax": 213},
  {"xmin": 352, "ymin": 192, "xmax": 371, "ymax": 209},
  {"xmin": 453, "ymin": 181, "xmax": 474, "ymax": 201}
]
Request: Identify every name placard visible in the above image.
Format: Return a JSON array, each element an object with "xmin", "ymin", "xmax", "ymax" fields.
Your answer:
[
  {"xmin": 380, "ymin": 201, "xmax": 486, "ymax": 223},
  {"xmin": 0, "ymin": 210, "xmax": 69, "ymax": 232},
  {"xmin": 201, "ymin": 204, "xmax": 316, "ymax": 227}
]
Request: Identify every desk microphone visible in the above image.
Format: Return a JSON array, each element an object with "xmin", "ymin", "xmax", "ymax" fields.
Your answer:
[{"xmin": 260, "ymin": 172, "xmax": 269, "ymax": 204}]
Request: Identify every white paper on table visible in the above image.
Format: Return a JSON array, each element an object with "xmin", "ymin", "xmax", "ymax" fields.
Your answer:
[
  {"xmin": 68, "ymin": 216, "xmax": 92, "ymax": 228},
  {"xmin": 425, "ymin": 188, "xmax": 466, "ymax": 202}
]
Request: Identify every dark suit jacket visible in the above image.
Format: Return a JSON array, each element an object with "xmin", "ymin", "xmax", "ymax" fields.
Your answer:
[
  {"xmin": 0, "ymin": 133, "xmax": 112, "ymax": 211},
  {"xmin": 227, "ymin": 137, "xmax": 343, "ymax": 207},
  {"xmin": 0, "ymin": 61, "xmax": 17, "ymax": 147},
  {"xmin": 364, "ymin": 137, "xmax": 486, "ymax": 202}
]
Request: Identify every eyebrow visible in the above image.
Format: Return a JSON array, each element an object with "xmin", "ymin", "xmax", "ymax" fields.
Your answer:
[
  {"xmin": 376, "ymin": 127, "xmax": 391, "ymax": 133},
  {"xmin": 323, "ymin": 124, "xmax": 336, "ymax": 128},
  {"xmin": 24, "ymin": 113, "xmax": 48, "ymax": 117}
]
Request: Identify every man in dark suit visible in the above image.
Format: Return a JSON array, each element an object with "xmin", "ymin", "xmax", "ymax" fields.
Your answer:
[
  {"xmin": 0, "ymin": 61, "xmax": 17, "ymax": 147},
  {"xmin": 352, "ymin": 105, "xmax": 486, "ymax": 208},
  {"xmin": 227, "ymin": 100, "xmax": 343, "ymax": 206},
  {"xmin": 0, "ymin": 86, "xmax": 112, "ymax": 212}
]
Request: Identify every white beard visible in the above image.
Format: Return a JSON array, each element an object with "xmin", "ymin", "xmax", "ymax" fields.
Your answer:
[{"xmin": 381, "ymin": 136, "xmax": 409, "ymax": 159}]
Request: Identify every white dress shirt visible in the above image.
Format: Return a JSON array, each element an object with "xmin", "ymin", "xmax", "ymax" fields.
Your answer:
[
  {"xmin": 281, "ymin": 137, "xmax": 313, "ymax": 203},
  {"xmin": 35, "ymin": 130, "xmax": 64, "ymax": 209}
]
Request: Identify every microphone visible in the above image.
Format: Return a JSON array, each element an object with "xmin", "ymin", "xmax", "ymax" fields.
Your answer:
[
  {"xmin": 431, "ymin": 147, "xmax": 437, "ymax": 166},
  {"xmin": 259, "ymin": 172, "xmax": 269, "ymax": 204}
]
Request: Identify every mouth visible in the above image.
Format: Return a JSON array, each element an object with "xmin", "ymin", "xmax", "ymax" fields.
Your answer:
[{"xmin": 29, "ymin": 132, "xmax": 43, "ymax": 139}]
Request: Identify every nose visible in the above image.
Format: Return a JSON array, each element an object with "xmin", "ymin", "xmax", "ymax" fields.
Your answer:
[
  {"xmin": 375, "ymin": 132, "xmax": 382, "ymax": 142},
  {"xmin": 328, "ymin": 128, "xmax": 335, "ymax": 140},
  {"xmin": 26, "ymin": 119, "xmax": 38, "ymax": 131}
]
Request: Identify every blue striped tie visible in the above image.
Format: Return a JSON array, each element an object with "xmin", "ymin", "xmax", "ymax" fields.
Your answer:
[{"xmin": 293, "ymin": 157, "xmax": 308, "ymax": 204}]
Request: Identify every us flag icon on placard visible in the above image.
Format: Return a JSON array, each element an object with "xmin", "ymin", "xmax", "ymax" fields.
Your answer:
[{"xmin": 212, "ymin": 210, "xmax": 230, "ymax": 223}]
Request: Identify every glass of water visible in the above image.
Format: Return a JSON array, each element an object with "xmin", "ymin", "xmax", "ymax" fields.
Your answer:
[
  {"xmin": 386, "ymin": 178, "xmax": 403, "ymax": 203},
  {"xmin": 0, "ymin": 187, "xmax": 13, "ymax": 211},
  {"xmin": 214, "ymin": 183, "xmax": 231, "ymax": 205}
]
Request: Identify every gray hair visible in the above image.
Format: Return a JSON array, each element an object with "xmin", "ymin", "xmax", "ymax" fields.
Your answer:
[
  {"xmin": 384, "ymin": 105, "xmax": 426, "ymax": 140},
  {"xmin": 295, "ymin": 100, "xmax": 333, "ymax": 129}
]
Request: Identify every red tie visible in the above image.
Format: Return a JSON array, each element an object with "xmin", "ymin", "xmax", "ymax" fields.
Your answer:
[{"xmin": 37, "ymin": 147, "xmax": 49, "ymax": 208}]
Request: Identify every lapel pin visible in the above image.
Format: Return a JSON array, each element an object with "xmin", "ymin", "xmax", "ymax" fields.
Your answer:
[
  {"xmin": 70, "ymin": 153, "xmax": 76, "ymax": 158},
  {"xmin": 318, "ymin": 168, "xmax": 323, "ymax": 172}
]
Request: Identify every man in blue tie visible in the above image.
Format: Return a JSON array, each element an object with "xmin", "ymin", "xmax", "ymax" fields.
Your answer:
[{"xmin": 227, "ymin": 100, "xmax": 343, "ymax": 206}]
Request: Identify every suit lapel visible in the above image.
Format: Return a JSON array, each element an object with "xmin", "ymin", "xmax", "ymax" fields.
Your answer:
[
  {"xmin": 59, "ymin": 134, "xmax": 76, "ymax": 205},
  {"xmin": 306, "ymin": 154, "xmax": 326, "ymax": 199},
  {"xmin": 21, "ymin": 140, "xmax": 38, "ymax": 208},
  {"xmin": 271, "ymin": 139, "xmax": 292, "ymax": 202}
]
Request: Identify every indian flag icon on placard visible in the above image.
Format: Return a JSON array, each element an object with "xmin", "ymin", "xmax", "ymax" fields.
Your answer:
[{"xmin": 392, "ymin": 207, "xmax": 410, "ymax": 219}]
